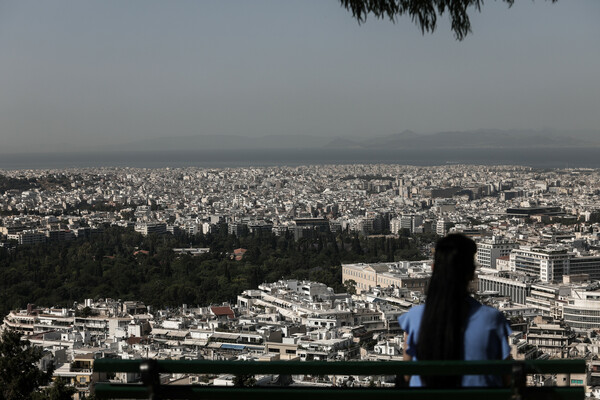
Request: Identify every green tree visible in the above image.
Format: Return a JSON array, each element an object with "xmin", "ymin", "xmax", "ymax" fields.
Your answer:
[
  {"xmin": 233, "ymin": 374, "xmax": 256, "ymax": 387},
  {"xmin": 344, "ymin": 279, "xmax": 357, "ymax": 295},
  {"xmin": 0, "ymin": 330, "xmax": 53, "ymax": 400},
  {"xmin": 32, "ymin": 378, "xmax": 76, "ymax": 400},
  {"xmin": 75, "ymin": 306, "xmax": 93, "ymax": 317},
  {"xmin": 0, "ymin": 227, "xmax": 427, "ymax": 315}
]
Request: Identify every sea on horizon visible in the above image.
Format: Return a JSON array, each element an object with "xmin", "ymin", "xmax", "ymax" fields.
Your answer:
[{"xmin": 0, "ymin": 147, "xmax": 598, "ymax": 170}]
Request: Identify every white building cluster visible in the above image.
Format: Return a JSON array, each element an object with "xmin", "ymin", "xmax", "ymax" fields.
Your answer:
[
  {"xmin": 4, "ymin": 164, "xmax": 600, "ymax": 393},
  {"xmin": 1, "ymin": 279, "xmax": 426, "ymax": 394},
  {"xmin": 2, "ymin": 164, "xmax": 600, "ymax": 248}
]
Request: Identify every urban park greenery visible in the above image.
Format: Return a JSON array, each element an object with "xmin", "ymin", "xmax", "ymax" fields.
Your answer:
[{"xmin": 0, "ymin": 225, "xmax": 433, "ymax": 318}]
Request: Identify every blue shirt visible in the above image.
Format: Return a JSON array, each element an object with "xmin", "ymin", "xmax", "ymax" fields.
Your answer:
[{"xmin": 398, "ymin": 297, "xmax": 512, "ymax": 387}]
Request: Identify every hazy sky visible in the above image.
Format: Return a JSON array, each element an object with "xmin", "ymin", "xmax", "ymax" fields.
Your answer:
[{"xmin": 1, "ymin": 0, "xmax": 599, "ymax": 152}]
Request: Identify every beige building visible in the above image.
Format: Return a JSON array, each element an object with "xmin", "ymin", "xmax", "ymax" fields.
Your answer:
[
  {"xmin": 527, "ymin": 320, "xmax": 575, "ymax": 358},
  {"xmin": 265, "ymin": 341, "xmax": 300, "ymax": 360},
  {"xmin": 342, "ymin": 262, "xmax": 430, "ymax": 294}
]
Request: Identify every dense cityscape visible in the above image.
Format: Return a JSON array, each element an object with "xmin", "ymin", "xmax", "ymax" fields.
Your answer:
[
  {"xmin": 1, "ymin": 0, "xmax": 598, "ymax": 397},
  {"xmin": 2, "ymin": 164, "xmax": 600, "ymax": 397}
]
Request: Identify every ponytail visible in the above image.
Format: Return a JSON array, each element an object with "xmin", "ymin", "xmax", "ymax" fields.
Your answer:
[{"xmin": 416, "ymin": 234, "xmax": 477, "ymax": 388}]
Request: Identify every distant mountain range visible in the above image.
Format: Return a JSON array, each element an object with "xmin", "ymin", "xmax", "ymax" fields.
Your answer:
[
  {"xmin": 3, "ymin": 129, "xmax": 599, "ymax": 154},
  {"xmin": 325, "ymin": 129, "xmax": 600, "ymax": 149},
  {"xmin": 102, "ymin": 129, "xmax": 600, "ymax": 152},
  {"xmin": 97, "ymin": 134, "xmax": 330, "ymax": 152}
]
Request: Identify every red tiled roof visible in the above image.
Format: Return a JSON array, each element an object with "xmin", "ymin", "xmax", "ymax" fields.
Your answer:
[
  {"xmin": 233, "ymin": 248, "xmax": 247, "ymax": 261},
  {"xmin": 210, "ymin": 306, "xmax": 235, "ymax": 319}
]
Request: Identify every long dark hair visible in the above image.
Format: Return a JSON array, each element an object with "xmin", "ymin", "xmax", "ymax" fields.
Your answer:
[{"xmin": 416, "ymin": 234, "xmax": 477, "ymax": 388}]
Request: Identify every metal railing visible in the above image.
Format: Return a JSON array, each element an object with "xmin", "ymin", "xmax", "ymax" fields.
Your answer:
[{"xmin": 93, "ymin": 358, "xmax": 585, "ymax": 399}]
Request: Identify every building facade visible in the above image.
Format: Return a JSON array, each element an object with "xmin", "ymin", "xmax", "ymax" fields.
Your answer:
[
  {"xmin": 342, "ymin": 262, "xmax": 431, "ymax": 295},
  {"xmin": 478, "ymin": 274, "xmax": 530, "ymax": 305},
  {"xmin": 510, "ymin": 247, "xmax": 570, "ymax": 282},
  {"xmin": 476, "ymin": 236, "xmax": 518, "ymax": 270}
]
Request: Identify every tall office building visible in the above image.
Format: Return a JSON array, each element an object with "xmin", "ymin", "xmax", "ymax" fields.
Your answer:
[
  {"xmin": 510, "ymin": 247, "xmax": 570, "ymax": 282},
  {"xmin": 390, "ymin": 214, "xmax": 423, "ymax": 234},
  {"xmin": 436, "ymin": 219, "xmax": 452, "ymax": 236},
  {"xmin": 476, "ymin": 236, "xmax": 518, "ymax": 270}
]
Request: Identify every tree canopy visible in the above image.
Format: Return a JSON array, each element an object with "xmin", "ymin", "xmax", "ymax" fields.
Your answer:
[
  {"xmin": 339, "ymin": 0, "xmax": 556, "ymax": 40},
  {"xmin": 0, "ymin": 330, "xmax": 77, "ymax": 400},
  {"xmin": 0, "ymin": 225, "xmax": 434, "ymax": 316},
  {"xmin": 0, "ymin": 330, "xmax": 53, "ymax": 400}
]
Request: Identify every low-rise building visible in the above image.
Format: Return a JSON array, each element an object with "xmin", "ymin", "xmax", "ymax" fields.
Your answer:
[{"xmin": 342, "ymin": 262, "xmax": 431, "ymax": 295}]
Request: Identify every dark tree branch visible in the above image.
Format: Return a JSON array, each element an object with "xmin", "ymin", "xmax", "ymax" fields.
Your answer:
[{"xmin": 339, "ymin": 0, "xmax": 555, "ymax": 40}]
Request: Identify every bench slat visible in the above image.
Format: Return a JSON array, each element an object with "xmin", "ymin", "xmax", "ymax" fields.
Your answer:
[
  {"xmin": 93, "ymin": 359, "xmax": 586, "ymax": 375},
  {"xmin": 94, "ymin": 383, "xmax": 584, "ymax": 400}
]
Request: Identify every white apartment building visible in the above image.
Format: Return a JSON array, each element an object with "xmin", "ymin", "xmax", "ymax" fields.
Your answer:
[
  {"xmin": 134, "ymin": 222, "xmax": 167, "ymax": 236},
  {"xmin": 478, "ymin": 274, "xmax": 530, "ymax": 305},
  {"xmin": 390, "ymin": 214, "xmax": 424, "ymax": 235},
  {"xmin": 476, "ymin": 236, "xmax": 518, "ymax": 269},
  {"xmin": 389, "ymin": 218, "xmax": 401, "ymax": 235},
  {"xmin": 526, "ymin": 322, "xmax": 575, "ymax": 358},
  {"xmin": 563, "ymin": 290, "xmax": 600, "ymax": 331},
  {"xmin": 7, "ymin": 230, "xmax": 47, "ymax": 245},
  {"xmin": 510, "ymin": 246, "xmax": 570, "ymax": 282},
  {"xmin": 525, "ymin": 283, "xmax": 565, "ymax": 319},
  {"xmin": 436, "ymin": 219, "xmax": 453, "ymax": 236},
  {"xmin": 510, "ymin": 246, "xmax": 600, "ymax": 283}
]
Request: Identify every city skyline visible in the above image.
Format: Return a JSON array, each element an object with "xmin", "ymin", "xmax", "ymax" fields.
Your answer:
[{"xmin": 2, "ymin": 161, "xmax": 600, "ymax": 394}]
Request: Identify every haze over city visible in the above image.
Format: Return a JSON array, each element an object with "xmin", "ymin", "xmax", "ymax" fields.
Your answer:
[
  {"xmin": 4, "ymin": 1, "xmax": 600, "ymax": 396},
  {"xmin": 1, "ymin": 0, "xmax": 599, "ymax": 156}
]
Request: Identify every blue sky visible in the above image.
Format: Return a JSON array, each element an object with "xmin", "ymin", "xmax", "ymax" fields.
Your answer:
[{"xmin": 1, "ymin": 0, "xmax": 599, "ymax": 151}]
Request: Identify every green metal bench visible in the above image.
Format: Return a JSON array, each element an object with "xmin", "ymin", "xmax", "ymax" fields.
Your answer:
[{"xmin": 93, "ymin": 358, "xmax": 586, "ymax": 399}]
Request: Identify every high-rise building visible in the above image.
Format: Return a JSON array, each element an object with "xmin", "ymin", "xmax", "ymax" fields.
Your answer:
[
  {"xmin": 476, "ymin": 236, "xmax": 518, "ymax": 270},
  {"xmin": 436, "ymin": 219, "xmax": 452, "ymax": 236},
  {"xmin": 510, "ymin": 247, "xmax": 570, "ymax": 282},
  {"xmin": 510, "ymin": 247, "xmax": 600, "ymax": 283},
  {"xmin": 390, "ymin": 214, "xmax": 423, "ymax": 234},
  {"xmin": 402, "ymin": 214, "xmax": 423, "ymax": 233}
]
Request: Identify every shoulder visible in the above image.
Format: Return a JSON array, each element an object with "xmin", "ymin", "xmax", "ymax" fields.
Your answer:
[
  {"xmin": 405, "ymin": 304, "xmax": 425, "ymax": 317},
  {"xmin": 398, "ymin": 304, "xmax": 425, "ymax": 332},
  {"xmin": 468, "ymin": 298, "xmax": 509, "ymax": 327}
]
